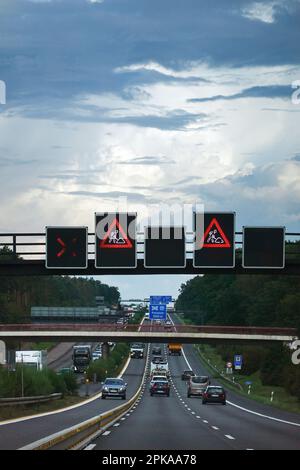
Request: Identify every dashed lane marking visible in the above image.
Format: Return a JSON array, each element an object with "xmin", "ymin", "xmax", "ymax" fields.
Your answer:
[
  {"xmin": 84, "ymin": 444, "xmax": 96, "ymax": 450},
  {"xmin": 225, "ymin": 435, "xmax": 235, "ymax": 440}
]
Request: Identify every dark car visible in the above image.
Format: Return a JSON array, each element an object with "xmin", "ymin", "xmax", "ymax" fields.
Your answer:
[
  {"xmin": 150, "ymin": 379, "xmax": 170, "ymax": 397},
  {"xmin": 152, "ymin": 356, "xmax": 163, "ymax": 364},
  {"xmin": 202, "ymin": 386, "xmax": 226, "ymax": 405},
  {"xmin": 101, "ymin": 378, "xmax": 127, "ymax": 400},
  {"xmin": 152, "ymin": 347, "xmax": 162, "ymax": 355},
  {"xmin": 181, "ymin": 370, "xmax": 195, "ymax": 381}
]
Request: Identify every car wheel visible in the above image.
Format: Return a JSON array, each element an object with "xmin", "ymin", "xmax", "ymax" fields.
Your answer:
[
  {"xmin": 167, "ymin": 392, "xmax": 170, "ymax": 397},
  {"xmin": 102, "ymin": 395, "xmax": 106, "ymax": 399},
  {"xmin": 202, "ymin": 400, "xmax": 206, "ymax": 404},
  {"xmin": 122, "ymin": 395, "xmax": 126, "ymax": 400},
  {"xmin": 223, "ymin": 402, "xmax": 226, "ymax": 405}
]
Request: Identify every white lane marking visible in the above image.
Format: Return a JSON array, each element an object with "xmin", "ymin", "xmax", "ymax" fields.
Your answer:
[
  {"xmin": 203, "ymin": 420, "xmax": 209, "ymax": 424},
  {"xmin": 212, "ymin": 426, "xmax": 219, "ymax": 430},
  {"xmin": 84, "ymin": 444, "xmax": 96, "ymax": 450},
  {"xmin": 102, "ymin": 431, "xmax": 111, "ymax": 436},
  {"xmin": 191, "ymin": 412, "xmax": 196, "ymax": 415},
  {"xmin": 246, "ymin": 449, "xmax": 254, "ymax": 451},
  {"xmin": 121, "ymin": 418, "xmax": 126, "ymax": 421},
  {"xmin": 196, "ymin": 416, "xmax": 201, "ymax": 419},
  {"xmin": 227, "ymin": 401, "xmax": 300, "ymax": 428},
  {"xmin": 225, "ymin": 435, "xmax": 235, "ymax": 440},
  {"xmin": 171, "ymin": 313, "xmax": 300, "ymax": 430},
  {"xmin": 113, "ymin": 423, "xmax": 120, "ymax": 427}
]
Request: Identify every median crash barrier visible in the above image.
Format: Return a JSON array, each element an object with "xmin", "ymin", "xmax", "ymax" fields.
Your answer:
[
  {"xmin": 20, "ymin": 347, "xmax": 150, "ymax": 451},
  {"xmin": 0, "ymin": 393, "xmax": 62, "ymax": 407}
]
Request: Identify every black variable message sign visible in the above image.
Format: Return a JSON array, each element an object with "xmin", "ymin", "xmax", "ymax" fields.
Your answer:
[
  {"xmin": 46, "ymin": 226, "xmax": 88, "ymax": 269},
  {"xmin": 95, "ymin": 212, "xmax": 137, "ymax": 268},
  {"xmin": 144, "ymin": 226, "xmax": 186, "ymax": 268},
  {"xmin": 242, "ymin": 227, "xmax": 285, "ymax": 269},
  {"xmin": 194, "ymin": 212, "xmax": 235, "ymax": 268}
]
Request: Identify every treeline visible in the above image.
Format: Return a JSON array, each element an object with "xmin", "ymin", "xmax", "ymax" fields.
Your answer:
[
  {"xmin": 0, "ymin": 247, "xmax": 120, "ymax": 322},
  {"xmin": 176, "ymin": 274, "xmax": 300, "ymax": 333},
  {"xmin": 176, "ymin": 273, "xmax": 300, "ymax": 401}
]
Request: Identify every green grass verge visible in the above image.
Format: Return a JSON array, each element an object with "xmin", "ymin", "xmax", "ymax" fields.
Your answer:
[
  {"xmin": 174, "ymin": 312, "xmax": 300, "ymax": 415},
  {"xmin": 0, "ymin": 395, "xmax": 85, "ymax": 422},
  {"xmin": 196, "ymin": 344, "xmax": 300, "ymax": 414}
]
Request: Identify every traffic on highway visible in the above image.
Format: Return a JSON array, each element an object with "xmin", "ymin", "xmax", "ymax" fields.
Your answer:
[{"xmin": 1, "ymin": 0, "xmax": 300, "ymax": 461}]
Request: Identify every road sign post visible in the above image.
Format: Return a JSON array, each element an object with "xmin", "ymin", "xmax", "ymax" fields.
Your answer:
[
  {"xmin": 150, "ymin": 296, "xmax": 172, "ymax": 304},
  {"xmin": 194, "ymin": 212, "xmax": 235, "ymax": 268},
  {"xmin": 149, "ymin": 304, "xmax": 167, "ymax": 321},
  {"xmin": 234, "ymin": 354, "xmax": 243, "ymax": 370},
  {"xmin": 95, "ymin": 212, "xmax": 137, "ymax": 268},
  {"xmin": 46, "ymin": 227, "xmax": 88, "ymax": 269}
]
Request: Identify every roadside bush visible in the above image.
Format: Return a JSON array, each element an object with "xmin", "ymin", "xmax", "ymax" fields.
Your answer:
[
  {"xmin": 60, "ymin": 371, "xmax": 78, "ymax": 395},
  {"xmin": 86, "ymin": 343, "xmax": 130, "ymax": 382}
]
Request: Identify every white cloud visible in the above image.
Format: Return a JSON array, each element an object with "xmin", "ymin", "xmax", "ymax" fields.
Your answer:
[{"xmin": 242, "ymin": 1, "xmax": 281, "ymax": 23}]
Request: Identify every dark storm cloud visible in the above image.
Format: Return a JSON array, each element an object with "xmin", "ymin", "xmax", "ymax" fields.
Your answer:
[
  {"xmin": 188, "ymin": 85, "xmax": 292, "ymax": 103},
  {"xmin": 1, "ymin": 0, "xmax": 299, "ymax": 115}
]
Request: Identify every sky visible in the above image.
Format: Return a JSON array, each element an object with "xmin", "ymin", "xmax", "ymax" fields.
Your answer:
[{"xmin": 0, "ymin": 0, "xmax": 300, "ymax": 299}]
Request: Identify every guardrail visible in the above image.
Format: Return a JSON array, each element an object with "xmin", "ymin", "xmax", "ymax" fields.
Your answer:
[
  {"xmin": 0, "ymin": 393, "xmax": 62, "ymax": 407},
  {"xmin": 20, "ymin": 348, "xmax": 150, "ymax": 450}
]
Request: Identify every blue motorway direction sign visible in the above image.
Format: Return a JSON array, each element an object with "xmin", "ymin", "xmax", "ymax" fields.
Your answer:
[
  {"xmin": 150, "ymin": 296, "xmax": 172, "ymax": 305},
  {"xmin": 149, "ymin": 304, "xmax": 167, "ymax": 321},
  {"xmin": 234, "ymin": 355, "xmax": 243, "ymax": 370}
]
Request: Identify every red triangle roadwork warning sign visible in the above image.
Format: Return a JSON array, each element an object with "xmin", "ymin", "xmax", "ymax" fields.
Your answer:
[
  {"xmin": 100, "ymin": 218, "xmax": 133, "ymax": 249},
  {"xmin": 200, "ymin": 217, "xmax": 231, "ymax": 248}
]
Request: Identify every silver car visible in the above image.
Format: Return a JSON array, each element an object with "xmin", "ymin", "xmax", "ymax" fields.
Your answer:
[
  {"xmin": 101, "ymin": 378, "xmax": 127, "ymax": 399},
  {"xmin": 187, "ymin": 376, "xmax": 210, "ymax": 397}
]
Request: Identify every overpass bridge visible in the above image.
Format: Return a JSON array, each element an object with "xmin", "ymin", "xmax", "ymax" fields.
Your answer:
[{"xmin": 0, "ymin": 323, "xmax": 297, "ymax": 344}]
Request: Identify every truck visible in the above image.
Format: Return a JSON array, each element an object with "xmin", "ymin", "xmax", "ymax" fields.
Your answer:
[
  {"xmin": 130, "ymin": 343, "xmax": 145, "ymax": 359},
  {"xmin": 72, "ymin": 345, "xmax": 92, "ymax": 373},
  {"xmin": 15, "ymin": 350, "xmax": 47, "ymax": 371},
  {"xmin": 150, "ymin": 359, "xmax": 169, "ymax": 377},
  {"xmin": 168, "ymin": 343, "xmax": 182, "ymax": 356}
]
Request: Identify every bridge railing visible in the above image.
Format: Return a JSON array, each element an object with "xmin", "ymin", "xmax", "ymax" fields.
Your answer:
[
  {"xmin": 0, "ymin": 231, "xmax": 299, "ymax": 261},
  {"xmin": 0, "ymin": 322, "xmax": 297, "ymax": 337}
]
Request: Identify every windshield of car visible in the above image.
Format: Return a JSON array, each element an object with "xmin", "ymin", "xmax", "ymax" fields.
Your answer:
[
  {"xmin": 104, "ymin": 379, "xmax": 124, "ymax": 386},
  {"xmin": 192, "ymin": 376, "xmax": 209, "ymax": 384},
  {"xmin": 152, "ymin": 381, "xmax": 168, "ymax": 386},
  {"xmin": 208, "ymin": 387, "xmax": 224, "ymax": 393}
]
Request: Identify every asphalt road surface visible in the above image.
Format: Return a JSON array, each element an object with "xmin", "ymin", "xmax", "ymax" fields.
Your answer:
[
  {"xmin": 92, "ymin": 338, "xmax": 300, "ymax": 450},
  {"xmin": 0, "ymin": 352, "xmax": 146, "ymax": 450}
]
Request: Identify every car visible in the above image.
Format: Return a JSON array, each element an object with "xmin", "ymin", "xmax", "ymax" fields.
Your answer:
[
  {"xmin": 181, "ymin": 370, "xmax": 195, "ymax": 381},
  {"xmin": 92, "ymin": 352, "xmax": 102, "ymax": 361},
  {"xmin": 150, "ymin": 379, "xmax": 170, "ymax": 396},
  {"xmin": 57, "ymin": 367, "xmax": 73, "ymax": 375},
  {"xmin": 202, "ymin": 386, "xmax": 226, "ymax": 405},
  {"xmin": 152, "ymin": 347, "xmax": 162, "ymax": 355},
  {"xmin": 187, "ymin": 376, "xmax": 210, "ymax": 397},
  {"xmin": 101, "ymin": 378, "xmax": 127, "ymax": 399},
  {"xmin": 150, "ymin": 374, "xmax": 170, "ymax": 384},
  {"xmin": 152, "ymin": 356, "xmax": 163, "ymax": 365}
]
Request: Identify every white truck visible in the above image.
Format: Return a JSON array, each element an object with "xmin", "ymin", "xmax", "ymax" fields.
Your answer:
[
  {"xmin": 150, "ymin": 359, "xmax": 169, "ymax": 378},
  {"xmin": 130, "ymin": 343, "xmax": 145, "ymax": 359}
]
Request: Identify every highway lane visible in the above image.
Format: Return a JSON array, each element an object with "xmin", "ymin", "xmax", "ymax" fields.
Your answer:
[
  {"xmin": 92, "ymin": 343, "xmax": 237, "ymax": 450},
  {"xmin": 168, "ymin": 343, "xmax": 300, "ymax": 450},
  {"xmin": 0, "ymin": 352, "xmax": 147, "ymax": 450}
]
